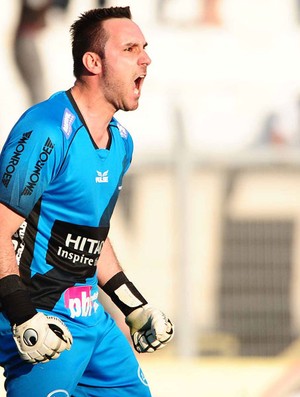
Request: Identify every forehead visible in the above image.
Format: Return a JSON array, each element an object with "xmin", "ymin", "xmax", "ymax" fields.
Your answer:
[{"xmin": 103, "ymin": 18, "xmax": 147, "ymax": 46}]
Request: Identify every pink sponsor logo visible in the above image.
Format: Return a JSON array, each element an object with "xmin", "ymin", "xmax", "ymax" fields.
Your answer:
[{"xmin": 64, "ymin": 286, "xmax": 98, "ymax": 318}]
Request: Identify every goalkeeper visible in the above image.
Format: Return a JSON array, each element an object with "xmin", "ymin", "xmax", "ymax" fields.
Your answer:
[{"xmin": 0, "ymin": 6, "xmax": 174, "ymax": 397}]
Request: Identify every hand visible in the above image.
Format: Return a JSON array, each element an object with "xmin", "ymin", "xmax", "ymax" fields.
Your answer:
[
  {"xmin": 12, "ymin": 312, "xmax": 73, "ymax": 364},
  {"xmin": 125, "ymin": 304, "xmax": 174, "ymax": 353}
]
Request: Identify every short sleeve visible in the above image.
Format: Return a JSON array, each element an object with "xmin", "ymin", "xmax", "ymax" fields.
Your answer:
[{"xmin": 0, "ymin": 111, "xmax": 64, "ymax": 218}]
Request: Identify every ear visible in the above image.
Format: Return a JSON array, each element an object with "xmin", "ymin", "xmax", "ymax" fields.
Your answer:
[{"xmin": 82, "ymin": 52, "xmax": 102, "ymax": 75}]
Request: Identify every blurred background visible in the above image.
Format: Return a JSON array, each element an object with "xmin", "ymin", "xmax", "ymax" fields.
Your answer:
[{"xmin": 2, "ymin": 0, "xmax": 300, "ymax": 396}]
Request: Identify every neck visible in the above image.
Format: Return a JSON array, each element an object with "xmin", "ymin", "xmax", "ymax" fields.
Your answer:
[{"xmin": 70, "ymin": 81, "xmax": 114, "ymax": 148}]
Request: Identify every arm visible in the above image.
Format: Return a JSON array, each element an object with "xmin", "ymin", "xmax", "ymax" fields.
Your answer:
[
  {"xmin": 0, "ymin": 113, "xmax": 73, "ymax": 363},
  {"xmin": 0, "ymin": 203, "xmax": 38, "ymax": 324},
  {"xmin": 97, "ymin": 237, "xmax": 124, "ymax": 287},
  {"xmin": 0, "ymin": 204, "xmax": 72, "ymax": 364},
  {"xmin": 0, "ymin": 203, "xmax": 24, "ymax": 279},
  {"xmin": 98, "ymin": 237, "xmax": 174, "ymax": 353}
]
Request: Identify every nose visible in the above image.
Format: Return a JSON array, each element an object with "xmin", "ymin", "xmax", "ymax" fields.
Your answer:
[{"xmin": 139, "ymin": 50, "xmax": 151, "ymax": 66}]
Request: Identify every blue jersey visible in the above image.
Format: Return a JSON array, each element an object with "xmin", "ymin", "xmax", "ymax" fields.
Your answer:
[
  {"xmin": 0, "ymin": 91, "xmax": 151, "ymax": 397},
  {"xmin": 0, "ymin": 90, "xmax": 133, "ymax": 323}
]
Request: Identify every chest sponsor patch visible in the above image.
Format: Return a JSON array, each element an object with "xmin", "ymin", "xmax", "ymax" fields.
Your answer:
[
  {"xmin": 46, "ymin": 220, "xmax": 109, "ymax": 277},
  {"xmin": 64, "ymin": 285, "xmax": 99, "ymax": 318}
]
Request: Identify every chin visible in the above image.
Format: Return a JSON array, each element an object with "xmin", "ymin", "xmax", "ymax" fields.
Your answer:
[{"xmin": 123, "ymin": 102, "xmax": 139, "ymax": 112}]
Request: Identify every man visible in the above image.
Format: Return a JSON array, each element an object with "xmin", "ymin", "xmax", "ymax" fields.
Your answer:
[{"xmin": 0, "ymin": 7, "xmax": 174, "ymax": 397}]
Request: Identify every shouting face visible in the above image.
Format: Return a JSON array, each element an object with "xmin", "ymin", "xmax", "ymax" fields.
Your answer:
[{"xmin": 100, "ymin": 18, "xmax": 151, "ymax": 112}]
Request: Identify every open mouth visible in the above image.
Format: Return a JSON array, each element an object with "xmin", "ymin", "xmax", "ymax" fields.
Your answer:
[{"xmin": 134, "ymin": 75, "xmax": 145, "ymax": 95}]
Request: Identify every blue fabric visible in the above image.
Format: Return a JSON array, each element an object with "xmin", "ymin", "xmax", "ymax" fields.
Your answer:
[
  {"xmin": 0, "ymin": 90, "xmax": 133, "ymax": 321},
  {"xmin": 0, "ymin": 91, "xmax": 151, "ymax": 396},
  {"xmin": 0, "ymin": 311, "xmax": 151, "ymax": 397}
]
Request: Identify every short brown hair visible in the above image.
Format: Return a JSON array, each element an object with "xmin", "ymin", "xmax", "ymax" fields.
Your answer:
[{"xmin": 70, "ymin": 6, "xmax": 132, "ymax": 78}]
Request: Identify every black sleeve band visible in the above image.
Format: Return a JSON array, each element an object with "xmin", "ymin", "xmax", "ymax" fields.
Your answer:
[
  {"xmin": 0, "ymin": 275, "xmax": 37, "ymax": 326},
  {"xmin": 101, "ymin": 271, "xmax": 147, "ymax": 316}
]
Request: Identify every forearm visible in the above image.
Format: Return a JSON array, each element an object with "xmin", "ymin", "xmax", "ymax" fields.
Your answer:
[
  {"xmin": 0, "ymin": 205, "xmax": 24, "ymax": 279},
  {"xmin": 97, "ymin": 237, "xmax": 124, "ymax": 287},
  {"xmin": 0, "ymin": 203, "xmax": 36, "ymax": 324},
  {"xmin": 97, "ymin": 237, "xmax": 147, "ymax": 315},
  {"xmin": 0, "ymin": 241, "xmax": 37, "ymax": 325},
  {"xmin": 0, "ymin": 243, "xmax": 19, "ymax": 279},
  {"xmin": 98, "ymin": 236, "xmax": 174, "ymax": 353},
  {"xmin": 0, "ymin": 236, "xmax": 36, "ymax": 325}
]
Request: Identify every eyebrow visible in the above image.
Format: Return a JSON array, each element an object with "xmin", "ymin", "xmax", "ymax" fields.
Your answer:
[{"xmin": 124, "ymin": 41, "xmax": 148, "ymax": 49}]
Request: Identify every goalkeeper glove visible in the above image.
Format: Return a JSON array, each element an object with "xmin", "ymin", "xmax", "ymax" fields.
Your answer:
[
  {"xmin": 13, "ymin": 312, "xmax": 72, "ymax": 364},
  {"xmin": 125, "ymin": 304, "xmax": 174, "ymax": 353},
  {"xmin": 102, "ymin": 271, "xmax": 174, "ymax": 353},
  {"xmin": 0, "ymin": 275, "xmax": 72, "ymax": 364}
]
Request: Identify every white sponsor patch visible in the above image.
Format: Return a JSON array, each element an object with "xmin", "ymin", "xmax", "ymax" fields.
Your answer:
[
  {"xmin": 61, "ymin": 108, "xmax": 75, "ymax": 139},
  {"xmin": 117, "ymin": 122, "xmax": 128, "ymax": 139}
]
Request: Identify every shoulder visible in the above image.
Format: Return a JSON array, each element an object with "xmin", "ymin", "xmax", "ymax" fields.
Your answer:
[
  {"xmin": 11, "ymin": 91, "xmax": 79, "ymax": 145},
  {"xmin": 110, "ymin": 117, "xmax": 133, "ymax": 148},
  {"xmin": 109, "ymin": 118, "xmax": 133, "ymax": 173}
]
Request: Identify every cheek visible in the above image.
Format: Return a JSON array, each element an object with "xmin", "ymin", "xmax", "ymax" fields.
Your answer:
[{"xmin": 103, "ymin": 63, "xmax": 126, "ymax": 86}]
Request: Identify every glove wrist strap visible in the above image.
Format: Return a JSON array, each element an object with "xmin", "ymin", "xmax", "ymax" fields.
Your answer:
[
  {"xmin": 102, "ymin": 271, "xmax": 147, "ymax": 316},
  {"xmin": 0, "ymin": 275, "xmax": 37, "ymax": 326}
]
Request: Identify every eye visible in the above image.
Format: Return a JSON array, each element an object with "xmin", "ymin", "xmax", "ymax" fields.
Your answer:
[{"xmin": 124, "ymin": 44, "xmax": 140, "ymax": 53}]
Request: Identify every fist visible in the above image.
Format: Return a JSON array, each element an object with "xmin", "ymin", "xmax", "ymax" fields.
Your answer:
[
  {"xmin": 126, "ymin": 304, "xmax": 174, "ymax": 353},
  {"xmin": 13, "ymin": 312, "xmax": 72, "ymax": 364}
]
